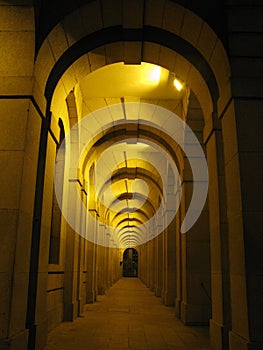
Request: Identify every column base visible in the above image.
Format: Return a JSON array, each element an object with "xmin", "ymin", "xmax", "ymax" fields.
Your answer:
[
  {"xmin": 77, "ymin": 298, "xmax": 84, "ymax": 316},
  {"xmin": 163, "ymin": 290, "xmax": 175, "ymax": 306},
  {"xmin": 63, "ymin": 301, "xmax": 78, "ymax": 321},
  {"xmin": 98, "ymin": 286, "xmax": 106, "ymax": 295},
  {"xmin": 161, "ymin": 289, "xmax": 165, "ymax": 303},
  {"xmin": 105, "ymin": 280, "xmax": 111, "ymax": 291},
  {"xmin": 175, "ymin": 297, "xmax": 181, "ymax": 318},
  {"xmin": 150, "ymin": 283, "xmax": 155, "ymax": 292},
  {"xmin": 0, "ymin": 330, "xmax": 28, "ymax": 350},
  {"xmin": 86, "ymin": 290, "xmax": 95, "ymax": 304},
  {"xmin": 229, "ymin": 331, "xmax": 263, "ymax": 350},
  {"xmin": 155, "ymin": 287, "xmax": 162, "ymax": 297},
  {"xmin": 35, "ymin": 319, "xmax": 48, "ymax": 350},
  {"xmin": 181, "ymin": 301, "xmax": 210, "ymax": 325},
  {"xmin": 210, "ymin": 319, "xmax": 229, "ymax": 350},
  {"xmin": 26, "ymin": 319, "xmax": 48, "ymax": 350},
  {"xmin": 47, "ymin": 303, "xmax": 63, "ymax": 332}
]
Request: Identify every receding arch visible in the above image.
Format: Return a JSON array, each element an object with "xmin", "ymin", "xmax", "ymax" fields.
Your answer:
[
  {"xmin": 117, "ymin": 217, "xmax": 144, "ymax": 227},
  {"xmin": 79, "ymin": 123, "xmax": 185, "ymax": 178},
  {"xmin": 44, "ymin": 26, "xmax": 219, "ymax": 108},
  {"xmin": 33, "ymin": 0, "xmax": 231, "ymax": 123}
]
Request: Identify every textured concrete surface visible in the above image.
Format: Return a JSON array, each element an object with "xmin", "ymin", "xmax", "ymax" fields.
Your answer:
[{"xmin": 44, "ymin": 278, "xmax": 210, "ymax": 349}]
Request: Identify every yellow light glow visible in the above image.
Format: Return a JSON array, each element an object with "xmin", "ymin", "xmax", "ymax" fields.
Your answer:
[
  {"xmin": 149, "ymin": 66, "xmax": 161, "ymax": 83},
  {"xmin": 143, "ymin": 64, "xmax": 161, "ymax": 84},
  {"xmin": 173, "ymin": 78, "xmax": 183, "ymax": 91}
]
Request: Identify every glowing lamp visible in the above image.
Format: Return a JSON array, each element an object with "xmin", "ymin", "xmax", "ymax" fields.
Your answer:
[{"xmin": 173, "ymin": 78, "xmax": 183, "ymax": 91}]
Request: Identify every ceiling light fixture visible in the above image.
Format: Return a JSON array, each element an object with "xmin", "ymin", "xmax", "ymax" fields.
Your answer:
[{"xmin": 173, "ymin": 77, "xmax": 183, "ymax": 91}]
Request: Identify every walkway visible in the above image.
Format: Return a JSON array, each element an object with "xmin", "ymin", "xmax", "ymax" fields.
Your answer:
[{"xmin": 44, "ymin": 278, "xmax": 210, "ymax": 350}]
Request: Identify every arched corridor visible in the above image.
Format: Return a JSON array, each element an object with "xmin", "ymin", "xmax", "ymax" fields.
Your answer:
[
  {"xmin": 44, "ymin": 278, "xmax": 210, "ymax": 350},
  {"xmin": 1, "ymin": 2, "xmax": 263, "ymax": 350}
]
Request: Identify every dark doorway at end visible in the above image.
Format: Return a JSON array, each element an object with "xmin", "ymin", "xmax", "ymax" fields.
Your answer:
[{"xmin": 122, "ymin": 248, "xmax": 138, "ymax": 277}]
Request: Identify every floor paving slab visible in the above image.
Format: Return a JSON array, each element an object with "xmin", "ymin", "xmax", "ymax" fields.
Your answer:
[{"xmin": 44, "ymin": 278, "xmax": 210, "ymax": 350}]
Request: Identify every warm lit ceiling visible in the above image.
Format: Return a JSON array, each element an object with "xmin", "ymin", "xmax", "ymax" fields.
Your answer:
[{"xmin": 79, "ymin": 62, "xmax": 183, "ymax": 99}]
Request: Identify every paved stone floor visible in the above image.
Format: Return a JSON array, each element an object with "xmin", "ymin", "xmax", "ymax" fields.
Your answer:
[{"xmin": 44, "ymin": 278, "xmax": 210, "ymax": 350}]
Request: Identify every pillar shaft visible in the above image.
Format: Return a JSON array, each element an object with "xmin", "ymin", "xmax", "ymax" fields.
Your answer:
[
  {"xmin": 155, "ymin": 232, "xmax": 164, "ymax": 297},
  {"xmin": 180, "ymin": 178, "xmax": 211, "ymax": 325},
  {"xmin": 0, "ymin": 99, "xmax": 41, "ymax": 349},
  {"xmin": 163, "ymin": 217, "xmax": 176, "ymax": 306},
  {"xmin": 206, "ymin": 127, "xmax": 231, "ymax": 350}
]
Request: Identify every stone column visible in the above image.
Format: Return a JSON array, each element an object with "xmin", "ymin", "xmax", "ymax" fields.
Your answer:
[
  {"xmin": 222, "ymin": 5, "xmax": 263, "ymax": 349},
  {"xmin": 0, "ymin": 99, "xmax": 41, "ymax": 349},
  {"xmin": 86, "ymin": 210, "xmax": 97, "ymax": 303},
  {"xmin": 92, "ymin": 210, "xmax": 100, "ymax": 301},
  {"xmin": 146, "ymin": 242, "xmax": 151, "ymax": 287},
  {"xmin": 180, "ymin": 173, "xmax": 211, "ymax": 325},
  {"xmin": 105, "ymin": 233, "xmax": 111, "ymax": 291},
  {"xmin": 163, "ymin": 180, "xmax": 177, "ymax": 305},
  {"xmin": 139, "ymin": 244, "xmax": 147, "ymax": 284},
  {"xmin": 153, "ymin": 236, "xmax": 158, "ymax": 293},
  {"xmin": 155, "ymin": 232, "xmax": 164, "ymax": 297},
  {"xmin": 175, "ymin": 208, "xmax": 182, "ymax": 318},
  {"xmin": 80, "ymin": 187, "xmax": 88, "ymax": 312},
  {"xmin": 63, "ymin": 178, "xmax": 82, "ymax": 321},
  {"xmin": 0, "ymin": 5, "xmax": 38, "ymax": 349},
  {"xmin": 150, "ymin": 238, "xmax": 156, "ymax": 292},
  {"xmin": 162, "ymin": 229, "xmax": 167, "ymax": 303},
  {"xmin": 76, "ymin": 189, "xmax": 87, "ymax": 317},
  {"xmin": 205, "ymin": 119, "xmax": 231, "ymax": 350},
  {"xmin": 86, "ymin": 161, "xmax": 99, "ymax": 303},
  {"xmin": 112, "ymin": 246, "xmax": 121, "ymax": 283},
  {"xmin": 108, "ymin": 245, "xmax": 114, "ymax": 286},
  {"xmin": 137, "ymin": 246, "xmax": 142, "ymax": 280},
  {"xmin": 33, "ymin": 131, "xmax": 60, "ymax": 350},
  {"xmin": 61, "ymin": 104, "xmax": 82, "ymax": 321},
  {"xmin": 163, "ymin": 217, "xmax": 176, "ymax": 306},
  {"xmin": 97, "ymin": 224, "xmax": 106, "ymax": 295},
  {"xmin": 222, "ymin": 98, "xmax": 263, "ymax": 350}
]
